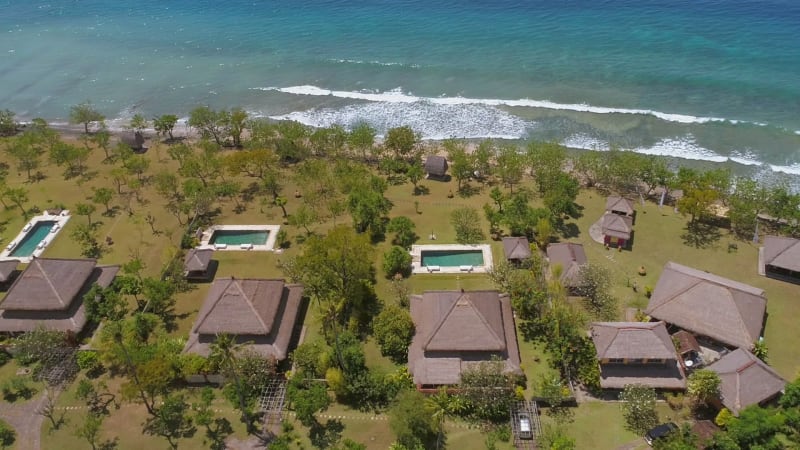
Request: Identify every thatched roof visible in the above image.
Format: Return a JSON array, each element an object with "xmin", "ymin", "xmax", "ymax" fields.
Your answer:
[
  {"xmin": 645, "ymin": 262, "xmax": 766, "ymax": 349},
  {"xmin": 408, "ymin": 290, "xmax": 521, "ymax": 385},
  {"xmin": 546, "ymin": 243, "xmax": 587, "ymax": 287},
  {"xmin": 502, "ymin": 237, "xmax": 531, "ymax": 261},
  {"xmin": 183, "ymin": 278, "xmax": 304, "ymax": 360},
  {"xmin": 184, "ymin": 248, "xmax": 213, "ymax": 272},
  {"xmin": 424, "ymin": 155, "xmax": 448, "ymax": 177},
  {"xmin": 591, "ymin": 321, "xmax": 676, "ymax": 360},
  {"xmin": 121, "ymin": 131, "xmax": 145, "ymax": 150},
  {"xmin": 601, "ymin": 213, "xmax": 633, "ymax": 240},
  {"xmin": 606, "ymin": 196, "xmax": 635, "ymax": 215},
  {"xmin": 672, "ymin": 330, "xmax": 700, "ymax": 356},
  {"xmin": 708, "ymin": 348, "xmax": 786, "ymax": 415},
  {"xmin": 1, "ymin": 258, "xmax": 97, "ymax": 311},
  {"xmin": 763, "ymin": 235, "xmax": 800, "ymax": 272},
  {"xmin": 0, "ymin": 260, "xmax": 19, "ymax": 283},
  {"xmin": 0, "ymin": 264, "xmax": 118, "ymax": 333}
]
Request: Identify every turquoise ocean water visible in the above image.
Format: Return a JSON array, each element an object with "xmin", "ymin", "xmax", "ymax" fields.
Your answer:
[{"xmin": 2, "ymin": 0, "xmax": 799, "ymax": 172}]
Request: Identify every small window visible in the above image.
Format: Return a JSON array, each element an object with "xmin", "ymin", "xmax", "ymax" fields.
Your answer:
[{"xmin": 607, "ymin": 358, "xmax": 624, "ymax": 364}]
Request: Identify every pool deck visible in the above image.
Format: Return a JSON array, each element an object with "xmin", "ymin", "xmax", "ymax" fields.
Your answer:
[
  {"xmin": 0, "ymin": 211, "xmax": 71, "ymax": 263},
  {"xmin": 198, "ymin": 224, "xmax": 281, "ymax": 251},
  {"xmin": 410, "ymin": 243, "xmax": 494, "ymax": 274}
]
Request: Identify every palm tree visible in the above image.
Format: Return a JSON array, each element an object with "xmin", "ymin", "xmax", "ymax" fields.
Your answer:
[
  {"xmin": 209, "ymin": 333, "xmax": 252, "ymax": 433},
  {"xmin": 425, "ymin": 387, "xmax": 452, "ymax": 450}
]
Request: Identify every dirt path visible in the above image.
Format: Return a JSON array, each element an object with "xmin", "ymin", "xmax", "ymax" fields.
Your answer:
[{"xmin": 0, "ymin": 392, "xmax": 47, "ymax": 450}]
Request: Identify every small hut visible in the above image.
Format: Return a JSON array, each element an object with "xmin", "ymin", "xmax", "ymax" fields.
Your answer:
[
  {"xmin": 601, "ymin": 213, "xmax": 633, "ymax": 248},
  {"xmin": 761, "ymin": 236, "xmax": 800, "ymax": 283},
  {"xmin": 183, "ymin": 248, "xmax": 214, "ymax": 281},
  {"xmin": 424, "ymin": 155, "xmax": 448, "ymax": 179},
  {"xmin": 606, "ymin": 196, "xmax": 635, "ymax": 217},
  {"xmin": 121, "ymin": 131, "xmax": 146, "ymax": 153},
  {"xmin": 546, "ymin": 243, "xmax": 587, "ymax": 290},
  {"xmin": 502, "ymin": 237, "xmax": 531, "ymax": 264},
  {"xmin": 0, "ymin": 260, "xmax": 20, "ymax": 288}
]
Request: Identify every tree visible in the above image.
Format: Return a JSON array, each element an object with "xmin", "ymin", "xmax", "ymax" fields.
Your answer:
[
  {"xmin": 142, "ymin": 393, "xmax": 196, "ymax": 449},
  {"xmin": 188, "ymin": 106, "xmax": 227, "ymax": 145},
  {"xmin": 425, "ymin": 388, "xmax": 453, "ymax": 450},
  {"xmin": 535, "ymin": 217, "xmax": 553, "ymax": 249},
  {"xmin": 75, "ymin": 202, "xmax": 97, "ymax": 226},
  {"xmin": 6, "ymin": 134, "xmax": 45, "ymax": 181},
  {"xmin": 74, "ymin": 412, "xmax": 110, "ymax": 450},
  {"xmin": 654, "ymin": 424, "xmax": 699, "ymax": 450},
  {"xmin": 725, "ymin": 405, "xmax": 785, "ymax": 449},
  {"xmin": 192, "ymin": 387, "xmax": 232, "ymax": 450},
  {"xmin": 347, "ymin": 179, "xmax": 391, "ymax": 238},
  {"xmin": 71, "ymin": 223, "xmax": 103, "ymax": 258},
  {"xmin": 288, "ymin": 379, "xmax": 331, "ymax": 427},
  {"xmin": 209, "ymin": 334, "xmax": 253, "ymax": 432},
  {"xmin": 543, "ymin": 172, "xmax": 580, "ymax": 218},
  {"xmin": 4, "ymin": 186, "xmax": 28, "ymax": 218},
  {"xmin": 620, "ymin": 384, "xmax": 659, "ymax": 435},
  {"xmin": 527, "ymin": 141, "xmax": 567, "ymax": 194},
  {"xmin": 90, "ymin": 128, "xmax": 112, "ymax": 161},
  {"xmin": 129, "ymin": 114, "xmax": 149, "ymax": 133},
  {"xmin": 92, "ymin": 187, "xmax": 115, "ymax": 216},
  {"xmin": 446, "ymin": 140, "xmax": 473, "ymax": 191},
  {"xmin": 70, "ymin": 101, "xmax": 105, "ymax": 134},
  {"xmin": 49, "ymin": 141, "xmax": 90, "ymax": 178},
  {"xmin": 495, "ymin": 144, "xmax": 524, "ymax": 192},
  {"xmin": 0, "ymin": 109, "xmax": 18, "ymax": 136},
  {"xmin": 450, "ymin": 207, "xmax": 485, "ymax": 244},
  {"xmin": 0, "ymin": 418, "xmax": 16, "ymax": 449},
  {"xmin": 153, "ymin": 114, "xmax": 178, "ymax": 140},
  {"xmin": 459, "ymin": 359, "xmax": 518, "ymax": 422},
  {"xmin": 37, "ymin": 387, "xmax": 65, "ymax": 431},
  {"xmin": 575, "ymin": 263, "xmax": 617, "ymax": 320},
  {"xmin": 383, "ymin": 246, "xmax": 412, "ymax": 278},
  {"xmin": 384, "ymin": 126, "xmax": 419, "ymax": 160},
  {"xmin": 373, "ymin": 305, "xmax": 415, "ymax": 364},
  {"xmin": 387, "ymin": 216, "xmax": 418, "ymax": 248},
  {"xmin": 389, "ymin": 389, "xmax": 438, "ymax": 450},
  {"xmin": 348, "ymin": 122, "xmax": 376, "ymax": 161},
  {"xmin": 687, "ymin": 369, "xmax": 721, "ymax": 407}
]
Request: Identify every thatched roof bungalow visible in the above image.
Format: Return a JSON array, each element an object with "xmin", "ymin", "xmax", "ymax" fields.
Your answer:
[
  {"xmin": 183, "ymin": 278, "xmax": 304, "ymax": 361},
  {"xmin": 408, "ymin": 290, "xmax": 521, "ymax": 388},
  {"xmin": 707, "ymin": 348, "xmax": 786, "ymax": 415},
  {"xmin": 0, "ymin": 260, "xmax": 19, "ymax": 285},
  {"xmin": 606, "ymin": 196, "xmax": 635, "ymax": 216},
  {"xmin": 591, "ymin": 321, "xmax": 686, "ymax": 390},
  {"xmin": 121, "ymin": 131, "xmax": 146, "ymax": 152},
  {"xmin": 424, "ymin": 155, "xmax": 448, "ymax": 179},
  {"xmin": 546, "ymin": 243, "xmax": 587, "ymax": 289},
  {"xmin": 0, "ymin": 258, "xmax": 119, "ymax": 333},
  {"xmin": 645, "ymin": 262, "xmax": 766, "ymax": 350},
  {"xmin": 601, "ymin": 213, "xmax": 633, "ymax": 248},
  {"xmin": 502, "ymin": 237, "xmax": 531, "ymax": 263},
  {"xmin": 183, "ymin": 248, "xmax": 213, "ymax": 280},
  {"xmin": 761, "ymin": 236, "xmax": 800, "ymax": 283}
]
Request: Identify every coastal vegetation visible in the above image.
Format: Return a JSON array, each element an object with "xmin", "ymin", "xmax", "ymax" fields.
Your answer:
[{"xmin": 0, "ymin": 105, "xmax": 799, "ymax": 449}]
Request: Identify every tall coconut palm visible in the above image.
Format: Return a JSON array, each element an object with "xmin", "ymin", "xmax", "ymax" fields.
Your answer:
[
  {"xmin": 209, "ymin": 333, "xmax": 252, "ymax": 432},
  {"xmin": 425, "ymin": 387, "xmax": 453, "ymax": 450}
]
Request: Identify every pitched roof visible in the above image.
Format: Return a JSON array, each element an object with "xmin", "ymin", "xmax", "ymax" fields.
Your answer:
[
  {"xmin": 591, "ymin": 321, "xmax": 676, "ymax": 360},
  {"xmin": 0, "ymin": 260, "xmax": 19, "ymax": 283},
  {"xmin": 602, "ymin": 213, "xmax": 633, "ymax": 239},
  {"xmin": 0, "ymin": 258, "xmax": 97, "ymax": 311},
  {"xmin": 408, "ymin": 290, "xmax": 521, "ymax": 385},
  {"xmin": 645, "ymin": 262, "xmax": 766, "ymax": 349},
  {"xmin": 502, "ymin": 237, "xmax": 531, "ymax": 261},
  {"xmin": 672, "ymin": 330, "xmax": 700, "ymax": 356},
  {"xmin": 184, "ymin": 248, "xmax": 213, "ymax": 272},
  {"xmin": 0, "ymin": 264, "xmax": 119, "ymax": 333},
  {"xmin": 606, "ymin": 196, "xmax": 635, "ymax": 215},
  {"xmin": 763, "ymin": 235, "xmax": 800, "ymax": 272},
  {"xmin": 121, "ymin": 131, "xmax": 145, "ymax": 150},
  {"xmin": 184, "ymin": 278, "xmax": 304, "ymax": 360},
  {"xmin": 546, "ymin": 243, "xmax": 587, "ymax": 287},
  {"xmin": 424, "ymin": 155, "xmax": 448, "ymax": 176},
  {"xmin": 707, "ymin": 348, "xmax": 786, "ymax": 414}
]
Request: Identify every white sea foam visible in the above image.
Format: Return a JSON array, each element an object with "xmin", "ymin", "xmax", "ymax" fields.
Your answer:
[
  {"xmin": 256, "ymin": 85, "xmax": 736, "ymax": 125},
  {"xmin": 268, "ymin": 100, "xmax": 532, "ymax": 140},
  {"xmin": 328, "ymin": 59, "xmax": 420, "ymax": 68},
  {"xmin": 769, "ymin": 163, "xmax": 800, "ymax": 176}
]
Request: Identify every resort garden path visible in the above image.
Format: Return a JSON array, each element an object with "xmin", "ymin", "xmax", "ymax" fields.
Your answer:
[{"xmin": 0, "ymin": 391, "xmax": 47, "ymax": 450}]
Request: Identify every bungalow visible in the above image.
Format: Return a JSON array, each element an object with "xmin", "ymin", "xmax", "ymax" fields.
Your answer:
[
  {"xmin": 502, "ymin": 236, "xmax": 532, "ymax": 264},
  {"xmin": 707, "ymin": 348, "xmax": 786, "ymax": 415},
  {"xmin": 0, "ymin": 260, "xmax": 19, "ymax": 287},
  {"xmin": 601, "ymin": 213, "xmax": 633, "ymax": 248},
  {"xmin": 761, "ymin": 235, "xmax": 800, "ymax": 283},
  {"xmin": 590, "ymin": 321, "xmax": 686, "ymax": 390},
  {"xmin": 121, "ymin": 131, "xmax": 146, "ymax": 152},
  {"xmin": 645, "ymin": 262, "xmax": 766, "ymax": 350},
  {"xmin": 424, "ymin": 155, "xmax": 448, "ymax": 179},
  {"xmin": 606, "ymin": 196, "xmax": 635, "ymax": 217},
  {"xmin": 183, "ymin": 277, "xmax": 304, "ymax": 361},
  {"xmin": 0, "ymin": 258, "xmax": 119, "ymax": 334},
  {"xmin": 183, "ymin": 248, "xmax": 214, "ymax": 281},
  {"xmin": 408, "ymin": 290, "xmax": 521, "ymax": 389},
  {"xmin": 546, "ymin": 242, "xmax": 587, "ymax": 290}
]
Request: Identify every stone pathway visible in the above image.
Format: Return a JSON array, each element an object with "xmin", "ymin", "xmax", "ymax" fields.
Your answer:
[
  {"xmin": 0, "ymin": 393, "xmax": 47, "ymax": 450},
  {"xmin": 589, "ymin": 217, "xmax": 605, "ymax": 244}
]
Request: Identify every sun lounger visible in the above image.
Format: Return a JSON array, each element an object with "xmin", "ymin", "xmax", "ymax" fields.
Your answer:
[
  {"xmin": 426, "ymin": 265, "xmax": 441, "ymax": 272},
  {"xmin": 240, "ymin": 243, "xmax": 253, "ymax": 250},
  {"xmin": 214, "ymin": 243, "xmax": 228, "ymax": 250},
  {"xmin": 459, "ymin": 265, "xmax": 474, "ymax": 272},
  {"xmin": 50, "ymin": 224, "xmax": 60, "ymax": 233},
  {"xmin": 22, "ymin": 223, "xmax": 32, "ymax": 232},
  {"xmin": 37, "ymin": 239, "xmax": 48, "ymax": 249},
  {"xmin": 5, "ymin": 241, "xmax": 15, "ymax": 251}
]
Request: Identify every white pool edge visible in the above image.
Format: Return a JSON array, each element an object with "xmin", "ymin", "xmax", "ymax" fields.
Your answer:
[
  {"xmin": 198, "ymin": 224, "xmax": 281, "ymax": 251},
  {"xmin": 410, "ymin": 244, "xmax": 494, "ymax": 274},
  {"xmin": 0, "ymin": 211, "xmax": 72, "ymax": 263}
]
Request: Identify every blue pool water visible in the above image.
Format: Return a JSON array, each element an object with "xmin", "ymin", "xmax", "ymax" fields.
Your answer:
[
  {"xmin": 422, "ymin": 250, "xmax": 484, "ymax": 268},
  {"xmin": 210, "ymin": 230, "xmax": 269, "ymax": 246},
  {"xmin": 10, "ymin": 221, "xmax": 57, "ymax": 257}
]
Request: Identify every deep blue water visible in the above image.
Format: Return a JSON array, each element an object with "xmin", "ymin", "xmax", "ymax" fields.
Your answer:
[{"xmin": 1, "ymin": 0, "xmax": 799, "ymax": 171}]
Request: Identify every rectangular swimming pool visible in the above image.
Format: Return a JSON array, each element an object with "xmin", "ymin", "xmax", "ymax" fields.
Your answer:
[
  {"xmin": 10, "ymin": 221, "xmax": 57, "ymax": 257},
  {"xmin": 210, "ymin": 229, "xmax": 269, "ymax": 246},
  {"xmin": 421, "ymin": 250, "xmax": 485, "ymax": 267}
]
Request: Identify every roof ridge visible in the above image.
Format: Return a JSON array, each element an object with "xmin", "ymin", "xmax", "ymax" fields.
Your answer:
[
  {"xmin": 233, "ymin": 279, "xmax": 271, "ymax": 334},
  {"xmin": 194, "ymin": 278, "xmax": 235, "ymax": 332},
  {"xmin": 424, "ymin": 292, "xmax": 505, "ymax": 350},
  {"xmin": 648, "ymin": 274, "xmax": 703, "ymax": 315},
  {"xmin": 769, "ymin": 237, "xmax": 800, "ymax": 263},
  {"xmin": 37, "ymin": 259, "xmax": 67, "ymax": 307}
]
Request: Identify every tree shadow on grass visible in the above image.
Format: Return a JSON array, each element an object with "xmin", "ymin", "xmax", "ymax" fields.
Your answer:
[
  {"xmin": 681, "ymin": 221, "xmax": 722, "ymax": 249},
  {"xmin": 457, "ymin": 184, "xmax": 481, "ymax": 198},
  {"xmin": 309, "ymin": 419, "xmax": 344, "ymax": 449}
]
